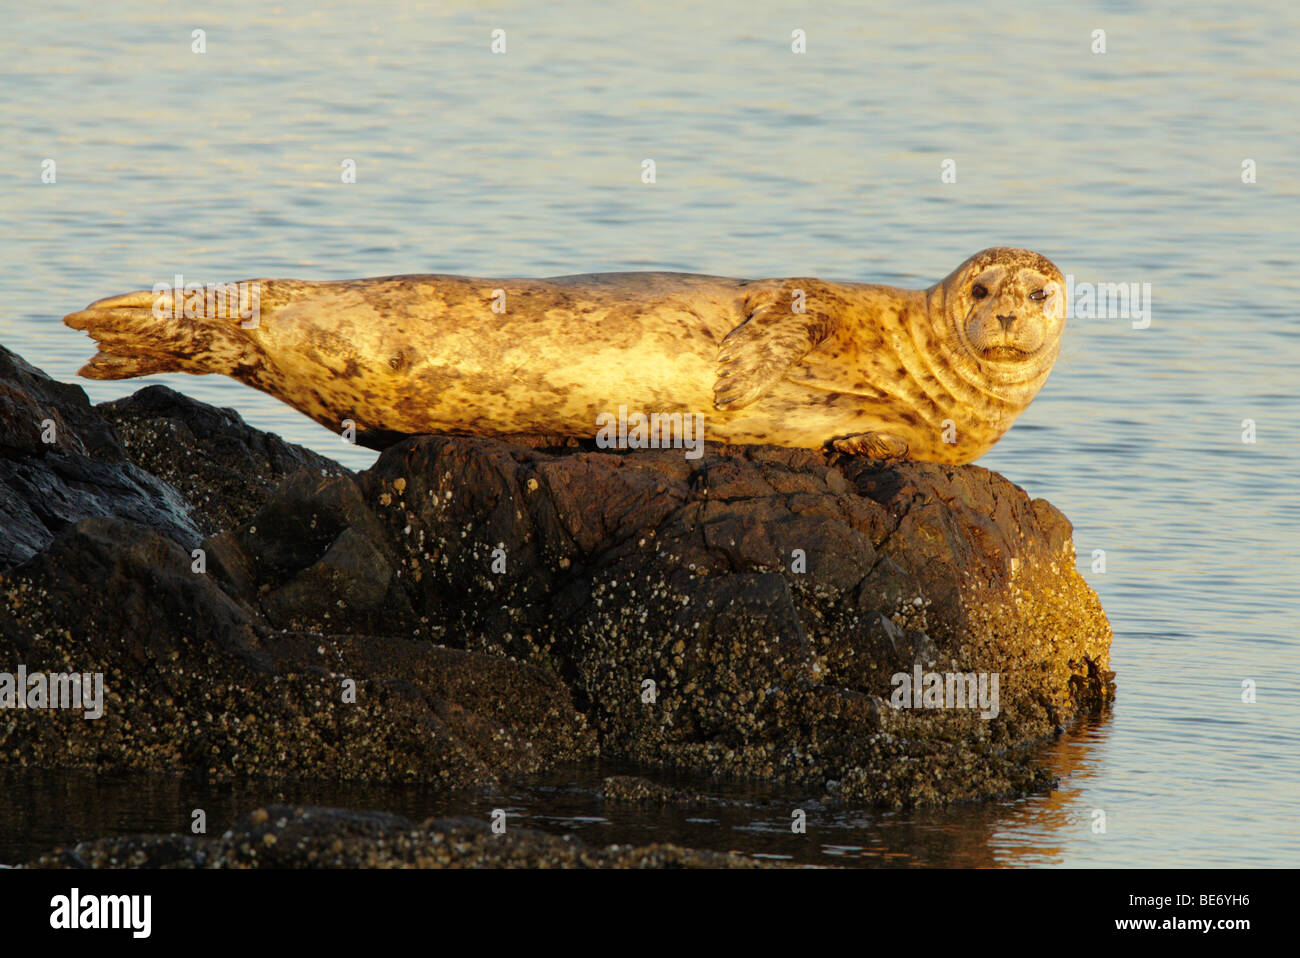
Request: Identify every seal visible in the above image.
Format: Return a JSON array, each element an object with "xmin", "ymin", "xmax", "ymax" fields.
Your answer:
[{"xmin": 63, "ymin": 247, "xmax": 1066, "ymax": 464}]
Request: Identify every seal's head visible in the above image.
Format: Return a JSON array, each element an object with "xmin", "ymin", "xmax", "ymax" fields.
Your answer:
[{"xmin": 927, "ymin": 246, "xmax": 1067, "ymax": 402}]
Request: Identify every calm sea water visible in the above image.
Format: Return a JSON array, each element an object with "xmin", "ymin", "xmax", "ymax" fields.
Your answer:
[{"xmin": 1, "ymin": 0, "xmax": 1297, "ymax": 867}]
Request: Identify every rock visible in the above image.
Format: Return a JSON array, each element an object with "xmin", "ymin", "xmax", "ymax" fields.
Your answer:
[
  {"xmin": 0, "ymin": 344, "xmax": 1114, "ymax": 809},
  {"xmin": 23, "ymin": 805, "xmax": 766, "ymax": 869},
  {"xmin": 97, "ymin": 385, "xmax": 349, "ymax": 536},
  {"xmin": 344, "ymin": 436, "xmax": 1114, "ymax": 805},
  {"xmin": 600, "ymin": 775, "xmax": 699, "ymax": 805},
  {"xmin": 204, "ymin": 471, "xmax": 414, "ymax": 634},
  {"xmin": 0, "ymin": 516, "xmax": 594, "ymax": 787},
  {"xmin": 0, "ymin": 346, "xmax": 200, "ymax": 569}
]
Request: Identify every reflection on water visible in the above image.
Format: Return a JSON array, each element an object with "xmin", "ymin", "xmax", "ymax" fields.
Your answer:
[
  {"xmin": 0, "ymin": 729, "xmax": 1092, "ymax": 868},
  {"xmin": 1, "ymin": 714, "xmax": 1271, "ymax": 869},
  {"xmin": 1, "ymin": 0, "xmax": 1298, "ymax": 866}
]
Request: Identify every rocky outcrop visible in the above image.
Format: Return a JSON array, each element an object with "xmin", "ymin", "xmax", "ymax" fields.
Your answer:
[
  {"xmin": 333, "ymin": 436, "xmax": 1113, "ymax": 805},
  {"xmin": 0, "ymin": 515, "xmax": 593, "ymax": 787},
  {"xmin": 0, "ymin": 347, "xmax": 594, "ymax": 790},
  {"xmin": 0, "ymin": 343, "xmax": 1114, "ymax": 808},
  {"xmin": 0, "ymin": 348, "xmax": 200, "ymax": 568},
  {"xmin": 97, "ymin": 384, "xmax": 348, "ymax": 536}
]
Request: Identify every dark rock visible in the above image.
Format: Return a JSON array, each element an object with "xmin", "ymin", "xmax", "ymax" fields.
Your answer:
[
  {"xmin": 0, "ymin": 516, "xmax": 593, "ymax": 787},
  {"xmin": 24, "ymin": 804, "xmax": 766, "ymax": 869},
  {"xmin": 341, "ymin": 436, "xmax": 1114, "ymax": 805},
  {"xmin": 97, "ymin": 384, "xmax": 349, "ymax": 536},
  {"xmin": 0, "ymin": 347, "xmax": 1115, "ymax": 809},
  {"xmin": 204, "ymin": 471, "xmax": 413, "ymax": 634},
  {"xmin": 0, "ymin": 345, "xmax": 121, "ymax": 461},
  {"xmin": 0, "ymin": 345, "xmax": 200, "ymax": 568},
  {"xmin": 600, "ymin": 775, "xmax": 699, "ymax": 805}
]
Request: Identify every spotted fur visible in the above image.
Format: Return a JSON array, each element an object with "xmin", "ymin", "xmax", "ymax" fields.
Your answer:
[{"xmin": 63, "ymin": 247, "xmax": 1066, "ymax": 464}]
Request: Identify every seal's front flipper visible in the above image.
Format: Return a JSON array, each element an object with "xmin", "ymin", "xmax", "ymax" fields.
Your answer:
[
  {"xmin": 713, "ymin": 285, "xmax": 836, "ymax": 411},
  {"xmin": 831, "ymin": 431, "xmax": 910, "ymax": 460}
]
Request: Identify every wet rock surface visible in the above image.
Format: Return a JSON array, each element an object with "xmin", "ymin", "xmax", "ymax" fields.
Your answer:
[
  {"xmin": 97, "ymin": 384, "xmax": 349, "ymax": 536},
  {"xmin": 600, "ymin": 775, "xmax": 702, "ymax": 805},
  {"xmin": 24, "ymin": 804, "xmax": 763, "ymax": 869},
  {"xmin": 0, "ymin": 347, "xmax": 200, "ymax": 568},
  {"xmin": 1, "ymin": 342, "xmax": 1114, "ymax": 859}
]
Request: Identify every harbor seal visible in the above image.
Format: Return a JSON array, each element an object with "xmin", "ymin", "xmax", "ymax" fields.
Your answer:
[{"xmin": 63, "ymin": 247, "xmax": 1066, "ymax": 464}]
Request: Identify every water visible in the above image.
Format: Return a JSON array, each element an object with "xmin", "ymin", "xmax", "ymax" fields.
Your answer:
[{"xmin": 1, "ymin": 0, "xmax": 1297, "ymax": 866}]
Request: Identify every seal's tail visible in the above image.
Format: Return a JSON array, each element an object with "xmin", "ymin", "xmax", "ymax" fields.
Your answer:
[{"xmin": 63, "ymin": 286, "xmax": 253, "ymax": 380}]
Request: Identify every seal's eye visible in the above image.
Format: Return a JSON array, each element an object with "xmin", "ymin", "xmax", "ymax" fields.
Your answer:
[
  {"xmin": 971, "ymin": 283, "xmax": 988, "ymax": 300},
  {"xmin": 1028, "ymin": 289, "xmax": 1047, "ymax": 302}
]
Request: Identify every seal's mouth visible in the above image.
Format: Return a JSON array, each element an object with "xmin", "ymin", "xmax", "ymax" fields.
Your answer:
[{"xmin": 979, "ymin": 345, "xmax": 1035, "ymax": 362}]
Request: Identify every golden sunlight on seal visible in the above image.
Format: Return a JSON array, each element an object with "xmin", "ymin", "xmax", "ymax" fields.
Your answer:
[{"xmin": 63, "ymin": 247, "xmax": 1066, "ymax": 464}]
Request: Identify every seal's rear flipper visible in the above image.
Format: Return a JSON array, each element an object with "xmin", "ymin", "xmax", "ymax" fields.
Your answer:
[
  {"xmin": 77, "ymin": 350, "xmax": 185, "ymax": 380},
  {"xmin": 64, "ymin": 287, "xmax": 247, "ymax": 380}
]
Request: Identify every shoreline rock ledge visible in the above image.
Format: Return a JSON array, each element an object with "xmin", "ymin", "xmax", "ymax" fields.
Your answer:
[{"xmin": 1, "ymin": 342, "xmax": 1114, "ymax": 811}]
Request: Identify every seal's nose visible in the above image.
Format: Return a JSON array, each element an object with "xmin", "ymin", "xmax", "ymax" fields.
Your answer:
[{"xmin": 996, "ymin": 314, "xmax": 1016, "ymax": 332}]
